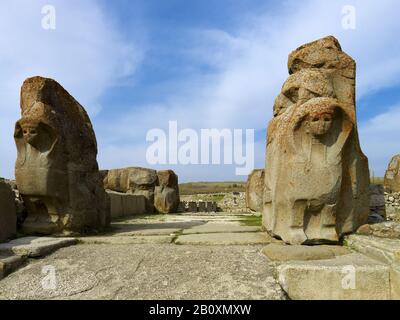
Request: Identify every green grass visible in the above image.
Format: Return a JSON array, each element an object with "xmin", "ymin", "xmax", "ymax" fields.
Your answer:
[
  {"xmin": 179, "ymin": 181, "xmax": 246, "ymax": 195},
  {"xmin": 239, "ymin": 215, "xmax": 262, "ymax": 227},
  {"xmin": 370, "ymin": 176, "xmax": 384, "ymax": 184}
]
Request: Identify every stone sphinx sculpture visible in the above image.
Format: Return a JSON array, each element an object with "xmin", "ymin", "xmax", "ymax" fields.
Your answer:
[
  {"xmin": 14, "ymin": 76, "xmax": 109, "ymax": 235},
  {"xmin": 263, "ymin": 36, "xmax": 370, "ymax": 244}
]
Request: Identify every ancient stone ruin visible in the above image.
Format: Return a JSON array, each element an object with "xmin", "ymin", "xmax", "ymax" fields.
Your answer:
[
  {"xmin": 263, "ymin": 36, "xmax": 370, "ymax": 244},
  {"xmin": 14, "ymin": 76, "xmax": 109, "ymax": 235},
  {"xmin": 0, "ymin": 179, "xmax": 16, "ymax": 242},
  {"xmin": 246, "ymin": 169, "xmax": 264, "ymax": 212},
  {"xmin": 103, "ymin": 167, "xmax": 180, "ymax": 215},
  {"xmin": 384, "ymin": 154, "xmax": 400, "ymax": 192}
]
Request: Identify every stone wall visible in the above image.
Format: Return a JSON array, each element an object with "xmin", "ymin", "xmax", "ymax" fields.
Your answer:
[{"xmin": 107, "ymin": 191, "xmax": 147, "ymax": 219}]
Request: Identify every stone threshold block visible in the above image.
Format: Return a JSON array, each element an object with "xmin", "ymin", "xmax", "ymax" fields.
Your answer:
[
  {"xmin": 0, "ymin": 254, "xmax": 26, "ymax": 280},
  {"xmin": 277, "ymin": 253, "xmax": 391, "ymax": 300},
  {"xmin": 175, "ymin": 232, "xmax": 274, "ymax": 245},
  {"xmin": 0, "ymin": 237, "xmax": 78, "ymax": 258},
  {"xmin": 346, "ymin": 234, "xmax": 400, "ymax": 265}
]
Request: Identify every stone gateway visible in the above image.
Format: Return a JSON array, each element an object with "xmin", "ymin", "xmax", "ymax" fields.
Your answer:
[
  {"xmin": 14, "ymin": 76, "xmax": 109, "ymax": 235},
  {"xmin": 263, "ymin": 36, "xmax": 370, "ymax": 245}
]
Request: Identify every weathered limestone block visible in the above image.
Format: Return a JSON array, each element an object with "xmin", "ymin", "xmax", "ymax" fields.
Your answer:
[
  {"xmin": 154, "ymin": 170, "xmax": 180, "ymax": 214},
  {"xmin": 104, "ymin": 167, "xmax": 158, "ymax": 213},
  {"xmin": 263, "ymin": 36, "xmax": 370, "ymax": 245},
  {"xmin": 246, "ymin": 169, "xmax": 264, "ymax": 212},
  {"xmin": 14, "ymin": 76, "xmax": 109, "ymax": 235},
  {"xmin": 384, "ymin": 155, "xmax": 400, "ymax": 192},
  {"xmin": 0, "ymin": 178, "xmax": 17, "ymax": 242},
  {"xmin": 277, "ymin": 253, "xmax": 391, "ymax": 300},
  {"xmin": 107, "ymin": 191, "xmax": 147, "ymax": 219}
]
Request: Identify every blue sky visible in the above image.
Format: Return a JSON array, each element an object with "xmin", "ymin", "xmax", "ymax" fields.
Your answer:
[{"xmin": 1, "ymin": 0, "xmax": 400, "ymax": 182}]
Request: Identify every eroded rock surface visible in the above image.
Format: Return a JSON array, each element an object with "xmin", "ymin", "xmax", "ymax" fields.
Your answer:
[{"xmin": 246, "ymin": 169, "xmax": 264, "ymax": 212}]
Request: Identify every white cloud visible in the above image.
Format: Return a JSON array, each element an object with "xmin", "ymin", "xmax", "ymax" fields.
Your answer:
[
  {"xmin": 97, "ymin": 0, "xmax": 400, "ymax": 180},
  {"xmin": 2, "ymin": 0, "xmax": 400, "ymax": 181},
  {"xmin": 359, "ymin": 105, "xmax": 400, "ymax": 176},
  {"xmin": 0, "ymin": 0, "xmax": 144, "ymax": 178}
]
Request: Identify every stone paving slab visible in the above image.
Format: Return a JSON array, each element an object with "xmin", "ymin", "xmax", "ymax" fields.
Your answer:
[
  {"xmin": 0, "ymin": 237, "xmax": 78, "ymax": 258},
  {"xmin": 175, "ymin": 232, "xmax": 274, "ymax": 245},
  {"xmin": 182, "ymin": 222, "xmax": 261, "ymax": 235},
  {"xmin": 79, "ymin": 235, "xmax": 175, "ymax": 245},
  {"xmin": 262, "ymin": 244, "xmax": 351, "ymax": 262},
  {"xmin": 0, "ymin": 255, "xmax": 26, "ymax": 280},
  {"xmin": 346, "ymin": 234, "xmax": 400, "ymax": 265},
  {"xmin": 278, "ymin": 253, "xmax": 392, "ymax": 300},
  {"xmin": 0, "ymin": 244, "xmax": 286, "ymax": 300}
]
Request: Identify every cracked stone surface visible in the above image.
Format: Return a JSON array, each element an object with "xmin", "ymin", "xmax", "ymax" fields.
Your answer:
[{"xmin": 0, "ymin": 244, "xmax": 286, "ymax": 300}]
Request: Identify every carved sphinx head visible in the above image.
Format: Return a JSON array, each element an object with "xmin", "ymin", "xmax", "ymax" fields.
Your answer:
[
  {"xmin": 14, "ymin": 118, "xmax": 57, "ymax": 152},
  {"xmin": 306, "ymin": 111, "xmax": 334, "ymax": 136}
]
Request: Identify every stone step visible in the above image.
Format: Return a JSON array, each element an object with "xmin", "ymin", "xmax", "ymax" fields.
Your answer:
[
  {"xmin": 78, "ymin": 235, "xmax": 175, "ymax": 245},
  {"xmin": 175, "ymin": 232, "xmax": 275, "ymax": 245},
  {"xmin": 0, "ymin": 254, "xmax": 26, "ymax": 280},
  {"xmin": 346, "ymin": 234, "xmax": 400, "ymax": 265},
  {"xmin": 181, "ymin": 222, "xmax": 260, "ymax": 235},
  {"xmin": 0, "ymin": 237, "xmax": 78, "ymax": 258},
  {"xmin": 262, "ymin": 243, "xmax": 350, "ymax": 262},
  {"xmin": 277, "ymin": 253, "xmax": 393, "ymax": 300}
]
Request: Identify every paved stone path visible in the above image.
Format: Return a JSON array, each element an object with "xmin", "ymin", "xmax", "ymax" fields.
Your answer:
[
  {"xmin": 0, "ymin": 213, "xmax": 286, "ymax": 300},
  {"xmin": 1, "ymin": 213, "xmax": 399, "ymax": 299}
]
